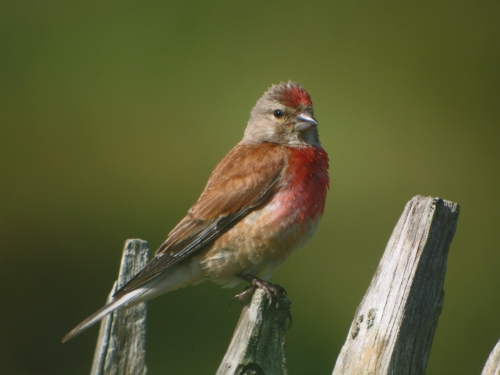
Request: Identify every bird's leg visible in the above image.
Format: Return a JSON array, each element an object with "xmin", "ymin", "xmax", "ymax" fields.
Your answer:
[
  {"xmin": 230, "ymin": 274, "xmax": 292, "ymax": 328},
  {"xmin": 229, "ymin": 285, "xmax": 256, "ymax": 309},
  {"xmin": 237, "ymin": 274, "xmax": 288, "ymax": 308}
]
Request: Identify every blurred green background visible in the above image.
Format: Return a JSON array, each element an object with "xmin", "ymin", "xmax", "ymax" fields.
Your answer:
[{"xmin": 1, "ymin": 1, "xmax": 499, "ymax": 374}]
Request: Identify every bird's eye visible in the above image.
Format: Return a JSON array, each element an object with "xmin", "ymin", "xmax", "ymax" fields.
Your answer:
[{"xmin": 273, "ymin": 109, "xmax": 284, "ymax": 118}]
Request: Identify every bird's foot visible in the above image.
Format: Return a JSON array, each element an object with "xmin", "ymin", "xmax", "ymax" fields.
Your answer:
[
  {"xmin": 238, "ymin": 274, "xmax": 289, "ymax": 309},
  {"xmin": 229, "ymin": 285, "xmax": 255, "ymax": 309},
  {"xmin": 230, "ymin": 274, "xmax": 292, "ymax": 328}
]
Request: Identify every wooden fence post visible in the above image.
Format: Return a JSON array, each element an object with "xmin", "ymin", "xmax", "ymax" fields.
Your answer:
[
  {"xmin": 332, "ymin": 196, "xmax": 459, "ymax": 375},
  {"xmin": 90, "ymin": 239, "xmax": 149, "ymax": 375},
  {"xmin": 481, "ymin": 338, "xmax": 500, "ymax": 375},
  {"xmin": 216, "ymin": 289, "xmax": 291, "ymax": 375}
]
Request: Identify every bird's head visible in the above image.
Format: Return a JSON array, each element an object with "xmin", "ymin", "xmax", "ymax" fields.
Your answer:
[{"xmin": 243, "ymin": 82, "xmax": 320, "ymax": 147}]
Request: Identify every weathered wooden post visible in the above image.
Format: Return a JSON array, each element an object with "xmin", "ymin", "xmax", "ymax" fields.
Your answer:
[
  {"xmin": 216, "ymin": 289, "xmax": 291, "ymax": 375},
  {"xmin": 481, "ymin": 338, "xmax": 500, "ymax": 375},
  {"xmin": 90, "ymin": 239, "xmax": 149, "ymax": 375},
  {"xmin": 332, "ymin": 196, "xmax": 459, "ymax": 375}
]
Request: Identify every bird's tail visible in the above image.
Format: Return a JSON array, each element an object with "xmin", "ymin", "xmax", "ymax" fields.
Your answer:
[{"xmin": 62, "ymin": 288, "xmax": 145, "ymax": 343}]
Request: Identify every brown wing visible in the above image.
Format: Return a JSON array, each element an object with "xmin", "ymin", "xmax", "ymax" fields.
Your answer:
[{"xmin": 114, "ymin": 142, "xmax": 287, "ymax": 297}]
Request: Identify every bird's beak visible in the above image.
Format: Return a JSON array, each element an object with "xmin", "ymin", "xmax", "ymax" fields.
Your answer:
[{"xmin": 294, "ymin": 111, "xmax": 318, "ymax": 132}]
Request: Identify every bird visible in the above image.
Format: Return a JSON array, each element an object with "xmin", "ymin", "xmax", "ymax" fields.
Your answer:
[{"xmin": 62, "ymin": 81, "xmax": 329, "ymax": 343}]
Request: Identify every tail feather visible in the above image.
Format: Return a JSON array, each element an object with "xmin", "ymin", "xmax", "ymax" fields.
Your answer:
[{"xmin": 62, "ymin": 288, "xmax": 144, "ymax": 343}]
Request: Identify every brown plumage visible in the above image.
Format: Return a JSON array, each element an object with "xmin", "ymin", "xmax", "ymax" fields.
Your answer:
[
  {"xmin": 63, "ymin": 82, "xmax": 329, "ymax": 343},
  {"xmin": 116, "ymin": 143, "xmax": 286, "ymax": 296}
]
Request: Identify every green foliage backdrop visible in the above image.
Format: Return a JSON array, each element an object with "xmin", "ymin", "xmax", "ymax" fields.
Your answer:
[{"xmin": 1, "ymin": 2, "xmax": 499, "ymax": 374}]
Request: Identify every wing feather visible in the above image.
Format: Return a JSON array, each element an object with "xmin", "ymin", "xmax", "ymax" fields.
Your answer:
[{"xmin": 114, "ymin": 142, "xmax": 286, "ymax": 296}]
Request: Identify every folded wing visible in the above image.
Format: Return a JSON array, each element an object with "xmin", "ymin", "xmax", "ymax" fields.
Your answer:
[{"xmin": 113, "ymin": 142, "xmax": 287, "ymax": 297}]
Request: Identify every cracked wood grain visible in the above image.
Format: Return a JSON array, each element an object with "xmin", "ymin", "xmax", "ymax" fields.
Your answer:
[
  {"xmin": 90, "ymin": 239, "xmax": 149, "ymax": 375},
  {"xmin": 217, "ymin": 289, "xmax": 290, "ymax": 375},
  {"xmin": 332, "ymin": 196, "xmax": 459, "ymax": 375}
]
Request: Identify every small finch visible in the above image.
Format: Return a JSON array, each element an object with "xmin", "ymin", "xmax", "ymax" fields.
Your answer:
[{"xmin": 63, "ymin": 81, "xmax": 329, "ymax": 342}]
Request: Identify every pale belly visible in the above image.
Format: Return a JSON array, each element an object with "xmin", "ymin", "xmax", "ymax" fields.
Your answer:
[{"xmin": 200, "ymin": 190, "xmax": 320, "ymax": 288}]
